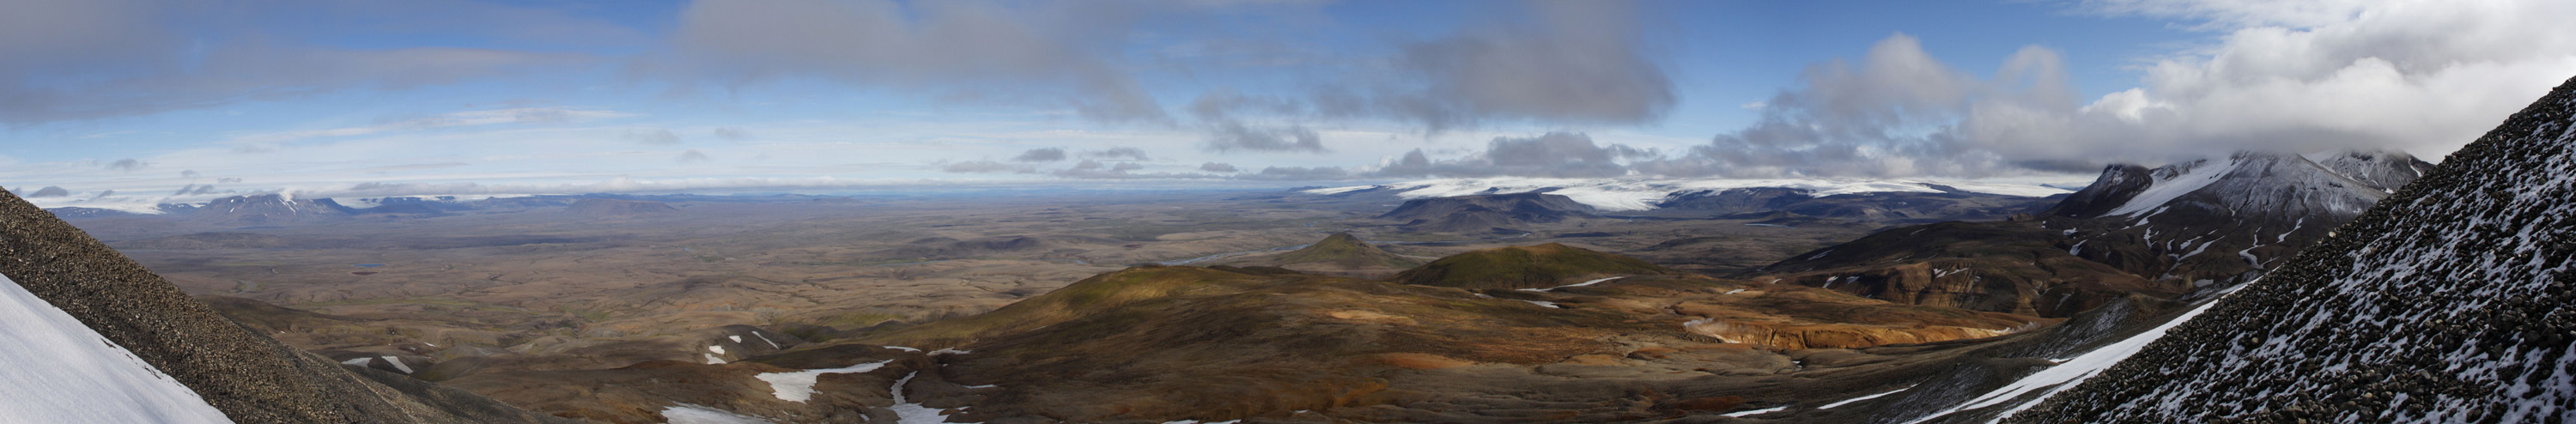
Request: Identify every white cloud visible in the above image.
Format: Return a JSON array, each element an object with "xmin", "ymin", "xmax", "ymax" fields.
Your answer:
[
  {"xmin": 1666, "ymin": 0, "xmax": 2576, "ymax": 177},
  {"xmin": 2048, "ymin": 0, "xmax": 2576, "ymax": 160},
  {"xmin": 230, "ymin": 107, "xmax": 630, "ymax": 144}
]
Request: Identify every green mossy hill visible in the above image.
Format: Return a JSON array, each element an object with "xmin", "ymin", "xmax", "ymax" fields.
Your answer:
[
  {"xmin": 860, "ymin": 265, "xmax": 1279, "ymax": 348},
  {"xmin": 1269, "ymin": 233, "xmax": 1422, "ymax": 269},
  {"xmin": 1392, "ymin": 243, "xmax": 1677, "ymax": 290}
]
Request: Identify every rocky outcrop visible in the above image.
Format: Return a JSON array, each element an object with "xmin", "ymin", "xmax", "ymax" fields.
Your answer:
[
  {"xmin": 2003, "ymin": 74, "xmax": 2576, "ymax": 422},
  {"xmin": 0, "ymin": 188, "xmax": 567, "ymax": 423}
]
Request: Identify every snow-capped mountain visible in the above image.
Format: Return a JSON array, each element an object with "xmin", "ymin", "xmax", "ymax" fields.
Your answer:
[
  {"xmin": 1305, "ymin": 177, "xmax": 2074, "ymax": 212},
  {"xmin": 1996, "ymin": 74, "xmax": 2576, "ymax": 423},
  {"xmin": 2048, "ymin": 148, "xmax": 2433, "ymax": 288},
  {"xmin": 190, "ymin": 194, "xmax": 359, "ymax": 225},
  {"xmin": 2047, "ymin": 148, "xmax": 2428, "ymax": 221}
]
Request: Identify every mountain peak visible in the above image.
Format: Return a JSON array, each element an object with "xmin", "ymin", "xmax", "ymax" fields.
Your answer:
[
  {"xmin": 191, "ymin": 193, "xmax": 356, "ymax": 225},
  {"xmin": 2043, "ymin": 148, "xmax": 2430, "ymax": 221},
  {"xmin": 1266, "ymin": 232, "xmax": 1422, "ymax": 270}
]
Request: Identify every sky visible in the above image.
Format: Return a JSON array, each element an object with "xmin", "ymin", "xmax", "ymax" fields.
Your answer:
[{"xmin": 4, "ymin": 0, "xmax": 2573, "ymax": 210}]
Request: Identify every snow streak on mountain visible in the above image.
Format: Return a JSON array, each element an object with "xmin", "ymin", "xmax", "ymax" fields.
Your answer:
[{"xmin": 2006, "ymin": 76, "xmax": 2576, "ymax": 422}]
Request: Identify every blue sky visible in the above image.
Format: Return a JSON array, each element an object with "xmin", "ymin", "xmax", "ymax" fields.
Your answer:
[{"xmin": 5, "ymin": 0, "xmax": 2573, "ymax": 210}]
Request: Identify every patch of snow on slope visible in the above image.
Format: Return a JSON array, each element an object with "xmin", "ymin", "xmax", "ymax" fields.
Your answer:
[
  {"xmin": 1519, "ymin": 276, "xmax": 1623, "ymax": 292},
  {"xmin": 2105, "ymin": 159, "xmax": 2239, "ymax": 216},
  {"xmin": 729, "ymin": 335, "xmax": 742, "ymax": 342},
  {"xmin": 1721, "ymin": 406, "xmax": 1788, "ymax": 417},
  {"xmin": 1325, "ymin": 177, "xmax": 2070, "ymax": 211},
  {"xmin": 708, "ymin": 345, "xmax": 726, "ymax": 354},
  {"xmin": 1903, "ymin": 288, "xmax": 2233, "ymax": 423},
  {"xmin": 0, "ymin": 276, "xmax": 235, "ymax": 423},
  {"xmin": 379, "ymin": 355, "xmax": 413, "ymax": 373},
  {"xmin": 703, "ymin": 354, "xmax": 726, "ymax": 365},
  {"xmin": 752, "ymin": 331, "xmax": 780, "ymax": 349},
  {"xmin": 1820, "ymin": 385, "xmax": 1916, "ymax": 409},
  {"xmin": 342, "ymin": 357, "xmax": 374, "ymax": 366},
  {"xmin": 890, "ymin": 372, "xmax": 977, "ymax": 424},
  {"xmin": 662, "ymin": 403, "xmax": 775, "ymax": 424},
  {"xmin": 756, "ymin": 360, "xmax": 890, "ymax": 403}
]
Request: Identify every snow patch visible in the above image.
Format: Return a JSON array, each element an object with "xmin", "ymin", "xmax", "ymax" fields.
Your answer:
[
  {"xmin": 1519, "ymin": 276, "xmax": 1624, "ymax": 292},
  {"xmin": 2105, "ymin": 158, "xmax": 2240, "ymax": 216},
  {"xmin": 756, "ymin": 360, "xmax": 890, "ymax": 403},
  {"xmin": 0, "ymin": 276, "xmax": 235, "ymax": 423},
  {"xmin": 1819, "ymin": 385, "xmax": 1916, "ymax": 409},
  {"xmin": 1905, "ymin": 288, "xmax": 2234, "ymax": 423},
  {"xmin": 1722, "ymin": 406, "xmax": 1788, "ymax": 417},
  {"xmin": 380, "ymin": 355, "xmax": 413, "ymax": 373},
  {"xmin": 661, "ymin": 403, "xmax": 775, "ymax": 424},
  {"xmin": 889, "ymin": 372, "xmax": 977, "ymax": 424}
]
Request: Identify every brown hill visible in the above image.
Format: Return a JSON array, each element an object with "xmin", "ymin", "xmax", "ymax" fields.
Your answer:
[
  {"xmin": 1259, "ymin": 233, "xmax": 1422, "ymax": 270},
  {"xmin": 1390, "ymin": 243, "xmax": 1675, "ymax": 290}
]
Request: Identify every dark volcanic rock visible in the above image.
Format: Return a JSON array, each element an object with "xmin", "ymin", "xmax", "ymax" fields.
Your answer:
[
  {"xmin": 0, "ymin": 188, "xmax": 567, "ymax": 423},
  {"xmin": 2007, "ymin": 74, "xmax": 2576, "ymax": 421}
]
